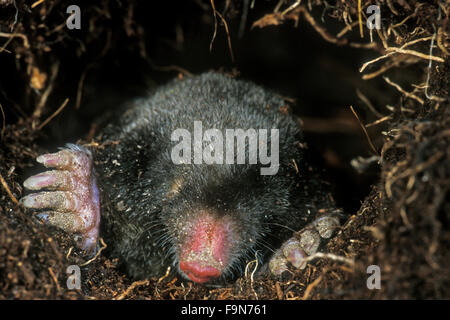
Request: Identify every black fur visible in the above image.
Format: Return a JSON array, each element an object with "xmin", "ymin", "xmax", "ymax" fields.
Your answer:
[{"xmin": 91, "ymin": 72, "xmax": 334, "ymax": 284}]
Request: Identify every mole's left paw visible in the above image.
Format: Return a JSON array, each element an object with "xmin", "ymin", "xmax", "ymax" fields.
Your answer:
[
  {"xmin": 21, "ymin": 144, "xmax": 100, "ymax": 251},
  {"xmin": 269, "ymin": 210, "xmax": 341, "ymax": 275}
]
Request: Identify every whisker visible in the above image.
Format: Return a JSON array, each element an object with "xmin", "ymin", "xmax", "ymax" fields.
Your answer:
[
  {"xmin": 262, "ymin": 221, "xmax": 297, "ymax": 233},
  {"xmin": 256, "ymin": 239, "xmax": 276, "ymax": 254}
]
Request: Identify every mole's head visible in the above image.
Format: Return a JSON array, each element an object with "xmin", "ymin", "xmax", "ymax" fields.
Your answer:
[{"xmin": 160, "ymin": 164, "xmax": 294, "ymax": 284}]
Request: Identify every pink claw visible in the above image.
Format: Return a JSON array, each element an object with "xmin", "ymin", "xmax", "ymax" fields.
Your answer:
[
  {"xmin": 22, "ymin": 144, "xmax": 100, "ymax": 252},
  {"xmin": 282, "ymin": 239, "xmax": 307, "ymax": 269},
  {"xmin": 23, "ymin": 172, "xmax": 58, "ymax": 190},
  {"xmin": 268, "ymin": 211, "xmax": 341, "ymax": 275}
]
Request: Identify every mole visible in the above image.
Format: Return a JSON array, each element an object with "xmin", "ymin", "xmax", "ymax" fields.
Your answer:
[{"xmin": 21, "ymin": 72, "xmax": 342, "ymax": 285}]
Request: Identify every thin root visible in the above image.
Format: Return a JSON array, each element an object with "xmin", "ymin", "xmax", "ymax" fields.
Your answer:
[
  {"xmin": 114, "ymin": 279, "xmax": 150, "ymax": 300},
  {"xmin": 0, "ymin": 172, "xmax": 19, "ymax": 205},
  {"xmin": 383, "ymin": 76, "xmax": 424, "ymax": 105},
  {"xmin": 80, "ymin": 237, "xmax": 107, "ymax": 267}
]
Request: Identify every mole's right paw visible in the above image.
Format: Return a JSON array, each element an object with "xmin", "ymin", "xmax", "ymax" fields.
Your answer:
[
  {"xmin": 21, "ymin": 144, "xmax": 100, "ymax": 251},
  {"xmin": 269, "ymin": 210, "xmax": 341, "ymax": 275}
]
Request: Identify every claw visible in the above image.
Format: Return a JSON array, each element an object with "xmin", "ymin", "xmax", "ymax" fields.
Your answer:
[
  {"xmin": 23, "ymin": 170, "xmax": 72, "ymax": 191},
  {"xmin": 269, "ymin": 210, "xmax": 341, "ymax": 276},
  {"xmin": 282, "ymin": 239, "xmax": 307, "ymax": 269},
  {"xmin": 21, "ymin": 191, "xmax": 78, "ymax": 212},
  {"xmin": 313, "ymin": 215, "xmax": 340, "ymax": 239},
  {"xmin": 21, "ymin": 144, "xmax": 100, "ymax": 252},
  {"xmin": 43, "ymin": 211, "xmax": 85, "ymax": 233},
  {"xmin": 36, "ymin": 145, "xmax": 92, "ymax": 171},
  {"xmin": 296, "ymin": 229, "xmax": 320, "ymax": 255},
  {"xmin": 36, "ymin": 150, "xmax": 76, "ymax": 169},
  {"xmin": 269, "ymin": 250, "xmax": 288, "ymax": 275}
]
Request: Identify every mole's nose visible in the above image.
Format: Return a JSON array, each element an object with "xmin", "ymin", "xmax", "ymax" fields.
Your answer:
[
  {"xmin": 178, "ymin": 213, "xmax": 234, "ymax": 283},
  {"xmin": 179, "ymin": 261, "xmax": 221, "ymax": 283}
]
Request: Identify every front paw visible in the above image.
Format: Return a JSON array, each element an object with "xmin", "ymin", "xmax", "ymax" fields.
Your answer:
[
  {"xmin": 269, "ymin": 210, "xmax": 341, "ymax": 275},
  {"xmin": 21, "ymin": 144, "xmax": 100, "ymax": 251}
]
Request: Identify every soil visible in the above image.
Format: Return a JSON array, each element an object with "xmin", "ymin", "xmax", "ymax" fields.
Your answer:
[{"xmin": 0, "ymin": 0, "xmax": 448, "ymax": 299}]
